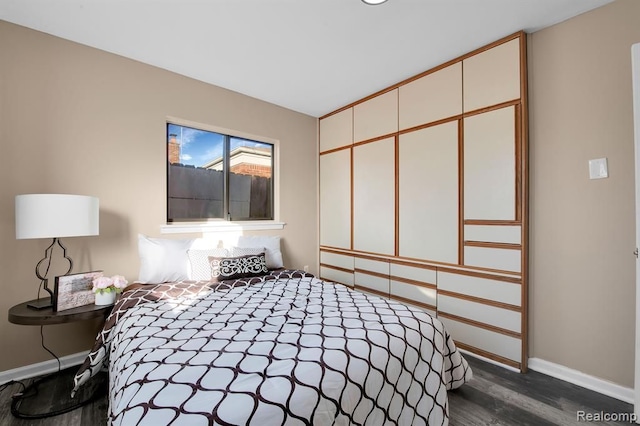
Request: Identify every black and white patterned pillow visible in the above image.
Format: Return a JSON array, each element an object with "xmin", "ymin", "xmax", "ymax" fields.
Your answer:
[{"xmin": 208, "ymin": 253, "xmax": 269, "ymax": 282}]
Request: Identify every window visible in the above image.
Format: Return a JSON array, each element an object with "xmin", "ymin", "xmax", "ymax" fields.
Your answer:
[{"xmin": 167, "ymin": 122, "xmax": 274, "ymax": 222}]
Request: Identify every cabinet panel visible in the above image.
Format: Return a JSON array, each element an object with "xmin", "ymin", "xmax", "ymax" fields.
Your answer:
[
  {"xmin": 438, "ymin": 295, "xmax": 520, "ymax": 333},
  {"xmin": 320, "ymin": 108, "xmax": 353, "ymax": 152},
  {"xmin": 320, "ymin": 149, "xmax": 351, "ymax": 249},
  {"xmin": 353, "ymin": 90, "xmax": 398, "ymax": 143},
  {"xmin": 463, "ymin": 38, "xmax": 520, "ymax": 112},
  {"xmin": 438, "ymin": 271, "xmax": 521, "ymax": 306},
  {"xmin": 399, "ymin": 122, "xmax": 458, "ymax": 263},
  {"xmin": 320, "ymin": 266, "xmax": 354, "ymax": 287},
  {"xmin": 353, "ymin": 138, "xmax": 395, "ymax": 255},
  {"xmin": 439, "ymin": 317, "xmax": 521, "ymax": 363},
  {"xmin": 390, "ymin": 280, "xmax": 436, "ymax": 309},
  {"xmin": 399, "ymin": 62, "xmax": 462, "ymax": 130},
  {"xmin": 354, "ymin": 257, "xmax": 389, "ymax": 275},
  {"xmin": 464, "ymin": 246, "xmax": 521, "ymax": 273},
  {"xmin": 464, "ymin": 106, "xmax": 516, "ymax": 220},
  {"xmin": 464, "ymin": 225, "xmax": 521, "ymax": 244},
  {"xmin": 354, "ymin": 271, "xmax": 390, "ymax": 297},
  {"xmin": 320, "ymin": 251, "xmax": 354, "ymax": 271},
  {"xmin": 390, "ymin": 263, "xmax": 436, "ymax": 284}
]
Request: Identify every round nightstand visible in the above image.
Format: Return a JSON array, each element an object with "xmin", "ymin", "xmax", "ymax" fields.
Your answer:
[
  {"xmin": 8, "ymin": 299, "xmax": 112, "ymax": 325},
  {"xmin": 7, "ymin": 298, "xmax": 112, "ymax": 420}
]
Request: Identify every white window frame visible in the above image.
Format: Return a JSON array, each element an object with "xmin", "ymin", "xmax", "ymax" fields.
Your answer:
[{"xmin": 161, "ymin": 117, "xmax": 284, "ymax": 234}]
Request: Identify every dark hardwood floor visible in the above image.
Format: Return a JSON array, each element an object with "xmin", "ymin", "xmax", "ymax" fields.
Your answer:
[
  {"xmin": 449, "ymin": 355, "xmax": 634, "ymax": 425},
  {"xmin": 0, "ymin": 354, "xmax": 634, "ymax": 425}
]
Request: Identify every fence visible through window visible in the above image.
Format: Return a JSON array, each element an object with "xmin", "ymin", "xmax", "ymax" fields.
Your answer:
[{"xmin": 167, "ymin": 123, "xmax": 274, "ymax": 222}]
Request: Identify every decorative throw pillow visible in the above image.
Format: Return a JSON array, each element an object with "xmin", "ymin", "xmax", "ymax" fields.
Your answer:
[
  {"xmin": 187, "ymin": 248, "xmax": 230, "ymax": 281},
  {"xmin": 236, "ymin": 236, "xmax": 283, "ymax": 269},
  {"xmin": 230, "ymin": 246, "xmax": 266, "ymax": 257},
  {"xmin": 137, "ymin": 234, "xmax": 195, "ymax": 283},
  {"xmin": 208, "ymin": 253, "xmax": 269, "ymax": 282}
]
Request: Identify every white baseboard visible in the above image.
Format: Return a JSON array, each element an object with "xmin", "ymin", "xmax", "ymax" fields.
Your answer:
[
  {"xmin": 0, "ymin": 351, "xmax": 89, "ymax": 385},
  {"xmin": 528, "ymin": 357, "xmax": 634, "ymax": 405}
]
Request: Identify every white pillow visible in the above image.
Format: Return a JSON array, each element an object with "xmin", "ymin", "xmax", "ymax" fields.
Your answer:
[
  {"xmin": 187, "ymin": 248, "xmax": 229, "ymax": 281},
  {"xmin": 230, "ymin": 246, "xmax": 266, "ymax": 257},
  {"xmin": 236, "ymin": 236, "xmax": 283, "ymax": 269},
  {"xmin": 137, "ymin": 234, "xmax": 195, "ymax": 283}
]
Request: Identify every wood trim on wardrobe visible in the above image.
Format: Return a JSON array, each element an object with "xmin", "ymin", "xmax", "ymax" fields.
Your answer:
[
  {"xmin": 398, "ymin": 114, "xmax": 462, "ymax": 136},
  {"xmin": 463, "ymin": 241, "xmax": 521, "ymax": 250},
  {"xmin": 319, "ymin": 264, "xmax": 353, "ymax": 274},
  {"xmin": 437, "ymin": 266, "xmax": 522, "ymax": 284},
  {"xmin": 319, "ymin": 247, "xmax": 354, "ymax": 256},
  {"xmin": 354, "ymin": 269, "xmax": 389, "ymax": 280},
  {"xmin": 319, "ymin": 144, "xmax": 352, "ymax": 156},
  {"xmin": 350, "ymin": 146, "xmax": 354, "ymax": 251},
  {"xmin": 352, "ymin": 252, "xmax": 391, "ymax": 263},
  {"xmin": 394, "ymin": 135, "xmax": 400, "ymax": 257},
  {"xmin": 515, "ymin": 104, "xmax": 522, "ymax": 222},
  {"xmin": 458, "ymin": 118, "xmax": 465, "ymax": 265},
  {"xmin": 352, "ymin": 133, "xmax": 396, "ymax": 149},
  {"xmin": 464, "ymin": 219, "xmax": 521, "ymax": 226},
  {"xmin": 389, "ymin": 275, "xmax": 436, "ymax": 290},
  {"xmin": 389, "ymin": 258, "xmax": 437, "ymax": 271},
  {"xmin": 463, "ymin": 99, "xmax": 520, "ymax": 118}
]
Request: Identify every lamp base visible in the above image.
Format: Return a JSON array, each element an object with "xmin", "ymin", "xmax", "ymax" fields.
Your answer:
[{"xmin": 27, "ymin": 298, "xmax": 53, "ymax": 310}]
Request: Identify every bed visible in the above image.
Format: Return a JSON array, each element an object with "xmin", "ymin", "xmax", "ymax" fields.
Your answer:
[{"xmin": 73, "ymin": 268, "xmax": 472, "ymax": 425}]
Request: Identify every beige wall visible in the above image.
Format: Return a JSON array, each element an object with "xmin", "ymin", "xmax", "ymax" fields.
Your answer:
[
  {"xmin": 529, "ymin": 0, "xmax": 639, "ymax": 388},
  {"xmin": 0, "ymin": 21, "xmax": 318, "ymax": 372}
]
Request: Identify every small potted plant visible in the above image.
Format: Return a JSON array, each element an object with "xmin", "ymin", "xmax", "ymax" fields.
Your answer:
[{"xmin": 93, "ymin": 275, "xmax": 129, "ymax": 305}]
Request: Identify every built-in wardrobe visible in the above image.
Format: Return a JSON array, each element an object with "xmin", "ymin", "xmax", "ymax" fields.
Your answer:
[{"xmin": 318, "ymin": 32, "xmax": 528, "ymax": 371}]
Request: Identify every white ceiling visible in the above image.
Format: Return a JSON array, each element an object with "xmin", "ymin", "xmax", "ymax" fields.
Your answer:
[{"xmin": 1, "ymin": 0, "xmax": 613, "ymax": 117}]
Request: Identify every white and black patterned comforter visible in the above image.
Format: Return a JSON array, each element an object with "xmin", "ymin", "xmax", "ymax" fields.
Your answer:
[{"xmin": 73, "ymin": 270, "xmax": 472, "ymax": 425}]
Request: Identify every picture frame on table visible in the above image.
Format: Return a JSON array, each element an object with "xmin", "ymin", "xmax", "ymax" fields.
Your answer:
[{"xmin": 53, "ymin": 271, "xmax": 103, "ymax": 312}]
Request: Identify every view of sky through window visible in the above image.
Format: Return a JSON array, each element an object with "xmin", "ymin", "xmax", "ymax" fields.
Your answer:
[
  {"xmin": 168, "ymin": 124, "xmax": 270, "ymax": 168},
  {"xmin": 167, "ymin": 123, "xmax": 224, "ymax": 167}
]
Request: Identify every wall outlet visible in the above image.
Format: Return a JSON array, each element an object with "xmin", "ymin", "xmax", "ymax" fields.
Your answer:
[{"xmin": 303, "ymin": 265, "xmax": 309, "ymax": 273}]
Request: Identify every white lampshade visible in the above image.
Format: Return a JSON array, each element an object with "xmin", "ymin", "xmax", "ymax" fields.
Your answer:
[{"xmin": 15, "ymin": 194, "xmax": 99, "ymax": 240}]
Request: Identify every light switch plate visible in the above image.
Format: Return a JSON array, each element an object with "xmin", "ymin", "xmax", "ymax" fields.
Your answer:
[{"xmin": 589, "ymin": 158, "xmax": 608, "ymax": 179}]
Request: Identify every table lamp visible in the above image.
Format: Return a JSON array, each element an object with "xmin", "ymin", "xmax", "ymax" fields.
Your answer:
[{"xmin": 15, "ymin": 194, "xmax": 99, "ymax": 310}]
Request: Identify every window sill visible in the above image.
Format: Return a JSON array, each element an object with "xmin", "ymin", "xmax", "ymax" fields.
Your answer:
[{"xmin": 160, "ymin": 221, "xmax": 286, "ymax": 234}]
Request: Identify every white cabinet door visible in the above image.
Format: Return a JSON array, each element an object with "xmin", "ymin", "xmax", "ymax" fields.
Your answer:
[
  {"xmin": 320, "ymin": 149, "xmax": 351, "ymax": 249},
  {"xmin": 464, "ymin": 106, "xmax": 516, "ymax": 221},
  {"xmin": 399, "ymin": 62, "xmax": 462, "ymax": 130},
  {"xmin": 399, "ymin": 121, "xmax": 459, "ymax": 263},
  {"xmin": 463, "ymin": 38, "xmax": 520, "ymax": 112},
  {"xmin": 353, "ymin": 90, "xmax": 398, "ymax": 143},
  {"xmin": 320, "ymin": 108, "xmax": 353, "ymax": 152},
  {"xmin": 353, "ymin": 138, "xmax": 396, "ymax": 255}
]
